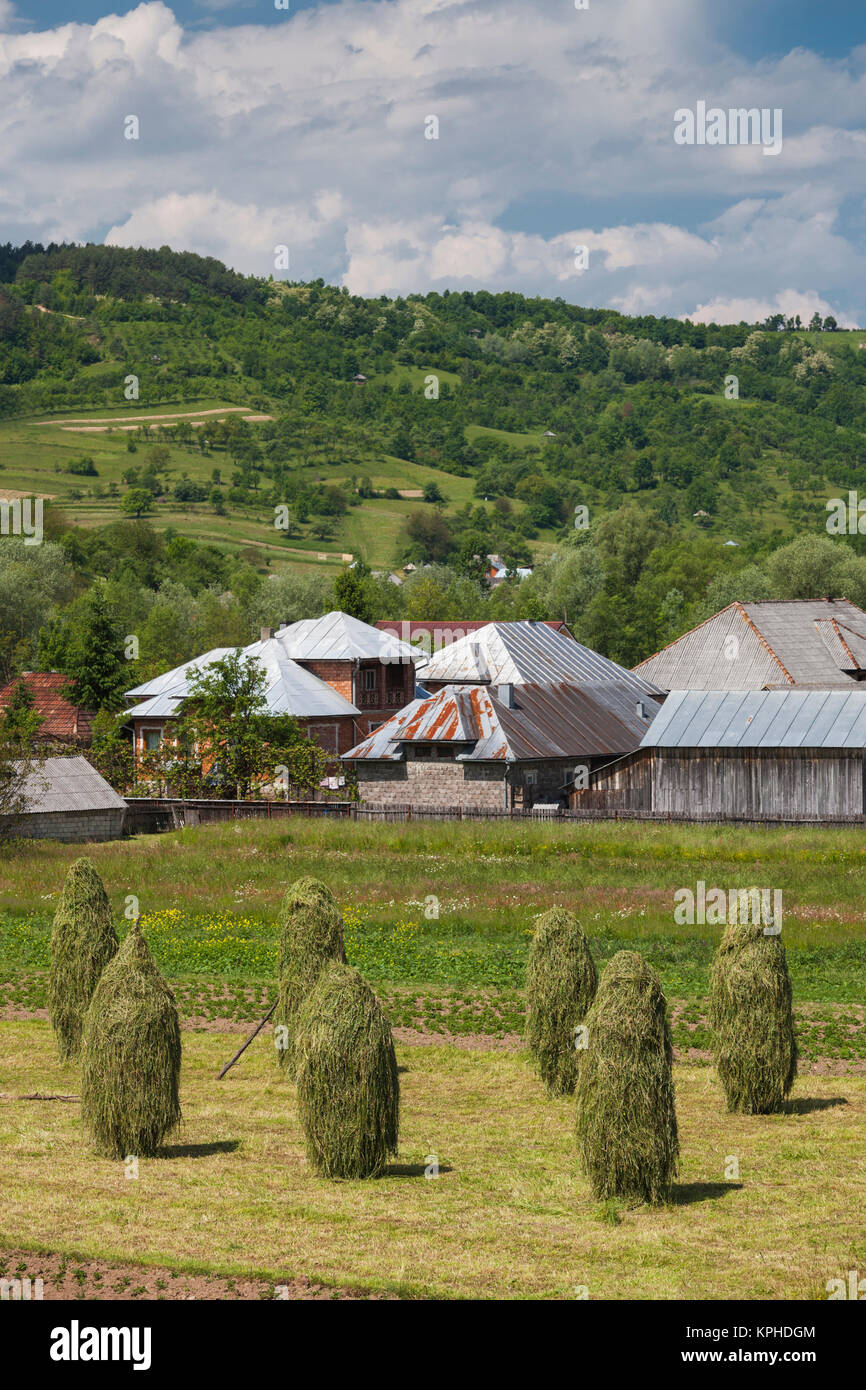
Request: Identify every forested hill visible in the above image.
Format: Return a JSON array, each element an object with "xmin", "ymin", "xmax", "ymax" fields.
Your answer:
[{"xmin": 2, "ymin": 240, "xmax": 866, "ymax": 680}]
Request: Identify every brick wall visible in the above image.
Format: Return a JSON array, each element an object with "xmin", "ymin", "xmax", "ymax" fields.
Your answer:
[{"xmin": 299, "ymin": 659, "xmax": 355, "ymax": 703}]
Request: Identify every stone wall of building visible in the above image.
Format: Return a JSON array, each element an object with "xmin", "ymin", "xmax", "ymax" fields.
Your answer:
[
  {"xmin": 13, "ymin": 809, "xmax": 126, "ymax": 842},
  {"xmin": 356, "ymin": 759, "xmax": 506, "ymax": 810},
  {"xmin": 356, "ymin": 757, "xmax": 574, "ymax": 810}
]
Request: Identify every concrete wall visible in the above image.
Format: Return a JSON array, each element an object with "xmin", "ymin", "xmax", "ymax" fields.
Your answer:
[{"xmin": 11, "ymin": 808, "xmax": 126, "ymax": 842}]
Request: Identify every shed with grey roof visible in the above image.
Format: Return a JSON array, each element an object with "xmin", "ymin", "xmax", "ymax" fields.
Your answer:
[
  {"xmin": 570, "ymin": 688, "xmax": 866, "ymax": 822},
  {"xmin": 5, "ymin": 755, "xmax": 127, "ymax": 842}
]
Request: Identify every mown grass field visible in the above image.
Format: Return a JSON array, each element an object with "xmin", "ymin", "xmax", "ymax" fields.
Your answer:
[
  {"xmin": 1, "ymin": 817, "xmax": 864, "ymax": 1299},
  {"xmin": 1, "ymin": 1022, "xmax": 862, "ymax": 1300}
]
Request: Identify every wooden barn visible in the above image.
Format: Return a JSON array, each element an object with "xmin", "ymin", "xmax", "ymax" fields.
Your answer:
[{"xmin": 570, "ymin": 688, "xmax": 866, "ymax": 822}]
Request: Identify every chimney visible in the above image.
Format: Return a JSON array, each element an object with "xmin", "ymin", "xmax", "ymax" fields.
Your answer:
[
  {"xmin": 261, "ymin": 627, "xmax": 275, "ymax": 642},
  {"xmin": 636, "ymin": 700, "xmax": 649, "ymax": 720},
  {"xmin": 497, "ymin": 683, "xmax": 515, "ymax": 708}
]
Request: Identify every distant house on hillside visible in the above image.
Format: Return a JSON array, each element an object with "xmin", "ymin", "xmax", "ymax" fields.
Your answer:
[
  {"xmin": 343, "ymin": 679, "xmax": 657, "ymax": 812},
  {"xmin": 123, "ymin": 611, "xmax": 420, "ymax": 760},
  {"xmin": 634, "ymin": 599, "xmax": 866, "ymax": 692},
  {"xmin": 6, "ymin": 755, "xmax": 126, "ymax": 842},
  {"xmin": 0, "ymin": 673, "xmax": 95, "ymax": 748}
]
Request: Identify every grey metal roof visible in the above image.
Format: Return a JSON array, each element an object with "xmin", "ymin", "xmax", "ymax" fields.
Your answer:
[
  {"xmin": 634, "ymin": 600, "xmax": 866, "ymax": 691},
  {"xmin": 344, "ymin": 680, "xmax": 657, "ymax": 763},
  {"xmin": 418, "ymin": 621, "xmax": 663, "ymax": 696},
  {"xmin": 15, "ymin": 755, "xmax": 127, "ymax": 814},
  {"xmin": 125, "ymin": 648, "xmax": 236, "ymax": 701},
  {"xmin": 124, "ymin": 639, "xmax": 359, "ymax": 720},
  {"xmin": 276, "ymin": 611, "xmax": 418, "ymax": 664},
  {"xmin": 641, "ymin": 688, "xmax": 866, "ymax": 750}
]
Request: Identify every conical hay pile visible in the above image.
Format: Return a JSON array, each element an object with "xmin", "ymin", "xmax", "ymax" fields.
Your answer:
[
  {"xmin": 575, "ymin": 950, "xmax": 678, "ymax": 1205},
  {"xmin": 525, "ymin": 906, "xmax": 598, "ymax": 1096},
  {"xmin": 275, "ymin": 876, "xmax": 345, "ymax": 1073},
  {"xmin": 709, "ymin": 913, "xmax": 797, "ymax": 1114},
  {"xmin": 47, "ymin": 857, "xmax": 119, "ymax": 1062},
  {"xmin": 294, "ymin": 961, "xmax": 399, "ymax": 1179},
  {"xmin": 81, "ymin": 920, "xmax": 181, "ymax": 1158}
]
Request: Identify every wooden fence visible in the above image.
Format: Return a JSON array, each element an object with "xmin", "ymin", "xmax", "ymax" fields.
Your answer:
[{"xmin": 123, "ymin": 797, "xmax": 866, "ymax": 833}]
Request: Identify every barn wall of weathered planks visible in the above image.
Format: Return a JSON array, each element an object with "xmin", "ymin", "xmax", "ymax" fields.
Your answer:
[{"xmin": 572, "ymin": 747, "xmax": 865, "ymax": 821}]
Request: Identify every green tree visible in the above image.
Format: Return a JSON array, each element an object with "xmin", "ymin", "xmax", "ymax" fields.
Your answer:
[
  {"xmin": 121, "ymin": 488, "xmax": 154, "ymax": 519},
  {"xmin": 333, "ymin": 566, "xmax": 373, "ymax": 623}
]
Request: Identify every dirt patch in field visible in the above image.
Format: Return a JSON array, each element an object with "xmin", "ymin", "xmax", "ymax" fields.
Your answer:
[{"xmin": 0, "ymin": 1249, "xmax": 398, "ymax": 1301}]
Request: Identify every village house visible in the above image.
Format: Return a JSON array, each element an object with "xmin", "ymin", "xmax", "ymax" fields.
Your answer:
[
  {"xmin": 0, "ymin": 672, "xmax": 95, "ymax": 749},
  {"xmin": 634, "ymin": 598, "xmax": 866, "ymax": 691},
  {"xmin": 343, "ymin": 623, "xmax": 662, "ymax": 811},
  {"xmin": 342, "ymin": 679, "xmax": 658, "ymax": 812},
  {"xmin": 569, "ymin": 687, "xmax": 866, "ymax": 822},
  {"xmin": 122, "ymin": 610, "xmax": 419, "ymax": 761}
]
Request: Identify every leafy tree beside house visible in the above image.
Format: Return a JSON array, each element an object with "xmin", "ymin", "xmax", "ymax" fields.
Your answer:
[
  {"xmin": 39, "ymin": 586, "xmax": 128, "ymax": 713},
  {"xmin": 333, "ymin": 565, "xmax": 372, "ymax": 623},
  {"xmin": 148, "ymin": 651, "xmax": 328, "ymax": 799}
]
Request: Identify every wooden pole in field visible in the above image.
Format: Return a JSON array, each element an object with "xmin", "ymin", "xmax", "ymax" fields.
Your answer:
[{"xmin": 217, "ymin": 1000, "xmax": 278, "ymax": 1080}]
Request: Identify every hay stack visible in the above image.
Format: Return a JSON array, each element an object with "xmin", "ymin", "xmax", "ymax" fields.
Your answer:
[
  {"xmin": 47, "ymin": 857, "xmax": 119, "ymax": 1062},
  {"xmin": 525, "ymin": 906, "xmax": 597, "ymax": 1096},
  {"xmin": 709, "ymin": 913, "xmax": 797, "ymax": 1114},
  {"xmin": 575, "ymin": 950, "xmax": 678, "ymax": 1205},
  {"xmin": 295, "ymin": 961, "xmax": 399, "ymax": 1179},
  {"xmin": 81, "ymin": 919, "xmax": 181, "ymax": 1158},
  {"xmin": 275, "ymin": 876, "xmax": 345, "ymax": 1074}
]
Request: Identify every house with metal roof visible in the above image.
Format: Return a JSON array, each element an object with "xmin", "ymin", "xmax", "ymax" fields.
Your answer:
[
  {"xmin": 570, "ymin": 687, "xmax": 866, "ymax": 821},
  {"xmin": 633, "ymin": 599, "xmax": 866, "ymax": 691},
  {"xmin": 124, "ymin": 635, "xmax": 361, "ymax": 762},
  {"xmin": 5, "ymin": 755, "xmax": 127, "ymax": 841},
  {"xmin": 342, "ymin": 679, "xmax": 658, "ymax": 811},
  {"xmin": 417, "ymin": 620, "xmax": 664, "ymax": 700},
  {"xmin": 123, "ymin": 612, "xmax": 420, "ymax": 762}
]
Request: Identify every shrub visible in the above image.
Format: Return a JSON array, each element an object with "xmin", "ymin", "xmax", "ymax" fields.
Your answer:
[
  {"xmin": 274, "ymin": 876, "xmax": 345, "ymax": 1074},
  {"xmin": 47, "ymin": 857, "xmax": 119, "ymax": 1062},
  {"xmin": 575, "ymin": 950, "xmax": 678, "ymax": 1205},
  {"xmin": 81, "ymin": 919, "xmax": 181, "ymax": 1158},
  {"xmin": 525, "ymin": 906, "xmax": 597, "ymax": 1095},
  {"xmin": 295, "ymin": 961, "xmax": 399, "ymax": 1179},
  {"xmin": 709, "ymin": 908, "xmax": 797, "ymax": 1114}
]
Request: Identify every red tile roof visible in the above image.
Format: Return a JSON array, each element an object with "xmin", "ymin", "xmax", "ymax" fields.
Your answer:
[{"xmin": 0, "ymin": 672, "xmax": 94, "ymax": 745}]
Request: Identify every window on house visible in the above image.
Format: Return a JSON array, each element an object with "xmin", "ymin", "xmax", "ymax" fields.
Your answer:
[
  {"xmin": 144, "ymin": 729, "xmax": 162, "ymax": 751},
  {"xmin": 362, "ymin": 668, "xmax": 377, "ymax": 690}
]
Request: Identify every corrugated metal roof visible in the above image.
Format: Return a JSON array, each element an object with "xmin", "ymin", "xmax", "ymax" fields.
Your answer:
[
  {"xmin": 635, "ymin": 600, "xmax": 866, "ymax": 691},
  {"xmin": 641, "ymin": 688, "xmax": 866, "ymax": 749},
  {"xmin": 343, "ymin": 680, "xmax": 656, "ymax": 762},
  {"xmin": 125, "ymin": 640, "xmax": 359, "ymax": 720},
  {"xmin": 15, "ymin": 755, "xmax": 127, "ymax": 814},
  {"xmin": 277, "ymin": 611, "xmax": 418, "ymax": 664},
  {"xmin": 418, "ymin": 621, "xmax": 663, "ymax": 696}
]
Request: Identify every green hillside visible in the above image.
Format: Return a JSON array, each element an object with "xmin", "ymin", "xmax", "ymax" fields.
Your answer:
[{"xmin": 3, "ymin": 240, "xmax": 866, "ymax": 686}]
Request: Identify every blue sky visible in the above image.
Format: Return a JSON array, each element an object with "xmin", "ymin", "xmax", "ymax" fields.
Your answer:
[{"xmin": 2, "ymin": 0, "xmax": 866, "ymax": 322}]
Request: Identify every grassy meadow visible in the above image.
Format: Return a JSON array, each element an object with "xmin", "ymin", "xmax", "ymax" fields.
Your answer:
[{"xmin": 1, "ymin": 816, "xmax": 864, "ymax": 1299}]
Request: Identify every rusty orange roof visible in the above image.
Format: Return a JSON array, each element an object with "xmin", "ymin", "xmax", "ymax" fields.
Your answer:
[{"xmin": 0, "ymin": 673, "xmax": 94, "ymax": 745}]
